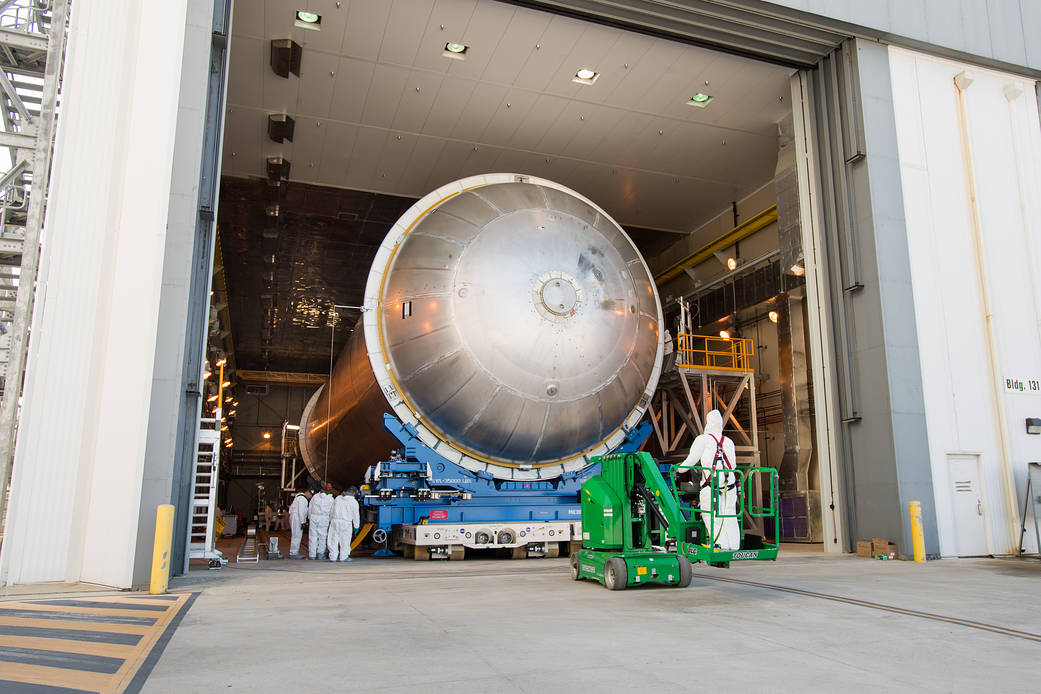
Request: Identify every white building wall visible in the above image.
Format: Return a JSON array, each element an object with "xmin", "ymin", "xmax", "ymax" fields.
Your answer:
[
  {"xmin": 889, "ymin": 47, "xmax": 1041, "ymax": 556},
  {"xmin": 0, "ymin": 0, "xmax": 194, "ymax": 587}
]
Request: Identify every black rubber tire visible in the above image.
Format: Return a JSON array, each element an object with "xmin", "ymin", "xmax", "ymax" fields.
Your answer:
[
  {"xmin": 604, "ymin": 557, "xmax": 628, "ymax": 591},
  {"xmin": 569, "ymin": 552, "xmax": 580, "ymax": 580},
  {"xmin": 676, "ymin": 555, "xmax": 693, "ymax": 588}
]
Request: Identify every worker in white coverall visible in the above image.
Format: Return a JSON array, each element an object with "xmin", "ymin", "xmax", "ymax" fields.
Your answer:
[
  {"xmin": 307, "ymin": 483, "xmax": 335, "ymax": 560},
  {"xmin": 327, "ymin": 487, "xmax": 361, "ymax": 562},
  {"xmin": 677, "ymin": 409, "xmax": 740, "ymax": 550},
  {"xmin": 287, "ymin": 490, "xmax": 312, "ymax": 559}
]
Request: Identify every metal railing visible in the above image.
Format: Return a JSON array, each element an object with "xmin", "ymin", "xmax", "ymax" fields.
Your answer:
[{"xmin": 674, "ymin": 333, "xmax": 754, "ymax": 372}]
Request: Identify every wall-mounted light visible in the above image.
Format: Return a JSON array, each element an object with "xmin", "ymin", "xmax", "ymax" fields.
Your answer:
[
  {"xmin": 768, "ymin": 310, "xmax": 779, "ymax": 323},
  {"xmin": 719, "ymin": 330, "xmax": 731, "ymax": 340},
  {"xmin": 726, "ymin": 257, "xmax": 737, "ymax": 271}
]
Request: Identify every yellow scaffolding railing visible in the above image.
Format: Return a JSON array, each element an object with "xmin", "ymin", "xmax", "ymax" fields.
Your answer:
[{"xmin": 674, "ymin": 334, "xmax": 754, "ymax": 372}]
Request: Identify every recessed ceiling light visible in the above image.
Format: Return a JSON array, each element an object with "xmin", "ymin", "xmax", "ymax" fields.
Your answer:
[
  {"xmin": 295, "ymin": 10, "xmax": 321, "ymax": 29},
  {"xmin": 443, "ymin": 42, "xmax": 468, "ymax": 59},
  {"xmin": 572, "ymin": 68, "xmax": 599, "ymax": 85},
  {"xmin": 687, "ymin": 92, "xmax": 713, "ymax": 107}
]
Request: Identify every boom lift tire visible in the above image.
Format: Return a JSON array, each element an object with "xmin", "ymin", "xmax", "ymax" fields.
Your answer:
[
  {"xmin": 604, "ymin": 557, "xmax": 627, "ymax": 590},
  {"xmin": 677, "ymin": 555, "xmax": 693, "ymax": 588},
  {"xmin": 569, "ymin": 552, "xmax": 580, "ymax": 580}
]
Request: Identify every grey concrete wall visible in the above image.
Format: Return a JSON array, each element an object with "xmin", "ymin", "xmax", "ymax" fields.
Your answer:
[
  {"xmin": 838, "ymin": 39, "xmax": 938, "ymax": 556},
  {"xmin": 132, "ymin": 0, "xmax": 215, "ymax": 587},
  {"xmin": 760, "ymin": 0, "xmax": 1041, "ymax": 73}
]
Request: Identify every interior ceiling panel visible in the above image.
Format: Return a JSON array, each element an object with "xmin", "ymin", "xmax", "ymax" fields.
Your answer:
[
  {"xmin": 224, "ymin": 0, "xmax": 795, "ymax": 232},
  {"xmin": 219, "ymin": 0, "xmax": 803, "ymax": 373}
]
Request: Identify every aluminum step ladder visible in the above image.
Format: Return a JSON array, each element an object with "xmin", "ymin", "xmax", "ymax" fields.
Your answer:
[{"xmin": 187, "ymin": 413, "xmax": 226, "ymax": 568}]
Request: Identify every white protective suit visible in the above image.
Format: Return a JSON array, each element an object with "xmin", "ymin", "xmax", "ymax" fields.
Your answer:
[
  {"xmin": 327, "ymin": 493, "xmax": 361, "ymax": 562},
  {"xmin": 677, "ymin": 410, "xmax": 740, "ymax": 550},
  {"xmin": 288, "ymin": 493, "xmax": 310, "ymax": 556},
  {"xmin": 307, "ymin": 491, "xmax": 334, "ymax": 559}
]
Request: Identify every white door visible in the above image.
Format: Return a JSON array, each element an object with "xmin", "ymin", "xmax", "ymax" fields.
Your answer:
[{"xmin": 947, "ymin": 455, "xmax": 989, "ymax": 556}]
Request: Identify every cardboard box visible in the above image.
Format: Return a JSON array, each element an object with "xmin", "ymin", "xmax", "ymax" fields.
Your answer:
[
  {"xmin": 886, "ymin": 542, "xmax": 899, "ymax": 559},
  {"xmin": 857, "ymin": 540, "xmax": 872, "ymax": 558},
  {"xmin": 872, "ymin": 537, "xmax": 890, "ymax": 556}
]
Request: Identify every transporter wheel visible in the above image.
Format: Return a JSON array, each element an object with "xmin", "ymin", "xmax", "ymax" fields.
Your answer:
[
  {"xmin": 569, "ymin": 552, "xmax": 580, "ymax": 580},
  {"xmin": 604, "ymin": 557, "xmax": 627, "ymax": 591},
  {"xmin": 545, "ymin": 542, "xmax": 560, "ymax": 559},
  {"xmin": 510, "ymin": 545, "xmax": 528, "ymax": 560},
  {"xmin": 677, "ymin": 556, "xmax": 693, "ymax": 588}
]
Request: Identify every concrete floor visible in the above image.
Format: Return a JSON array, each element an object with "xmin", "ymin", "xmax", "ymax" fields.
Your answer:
[{"xmin": 145, "ymin": 549, "xmax": 1041, "ymax": 693}]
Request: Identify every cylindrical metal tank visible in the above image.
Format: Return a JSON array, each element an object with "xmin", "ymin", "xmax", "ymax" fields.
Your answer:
[{"xmin": 300, "ymin": 174, "xmax": 663, "ymax": 489}]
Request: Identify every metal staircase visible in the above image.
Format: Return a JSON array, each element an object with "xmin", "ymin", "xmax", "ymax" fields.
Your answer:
[{"xmin": 187, "ymin": 409, "xmax": 226, "ymax": 568}]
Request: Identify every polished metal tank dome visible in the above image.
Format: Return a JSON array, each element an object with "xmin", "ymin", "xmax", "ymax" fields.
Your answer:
[{"xmin": 300, "ymin": 174, "xmax": 663, "ymax": 485}]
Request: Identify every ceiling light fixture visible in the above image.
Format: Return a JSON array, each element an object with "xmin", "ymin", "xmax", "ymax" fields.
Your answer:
[
  {"xmin": 790, "ymin": 263, "xmax": 806, "ymax": 276},
  {"xmin": 263, "ymin": 432, "xmax": 272, "ymax": 440},
  {"xmin": 726, "ymin": 257, "xmax": 737, "ymax": 271},
  {"xmin": 572, "ymin": 68, "xmax": 599, "ymax": 85},
  {"xmin": 719, "ymin": 330, "xmax": 731, "ymax": 340},
  {"xmin": 443, "ymin": 42, "xmax": 468, "ymax": 60},
  {"xmin": 295, "ymin": 11, "xmax": 321, "ymax": 29},
  {"xmin": 687, "ymin": 92, "xmax": 713, "ymax": 107},
  {"xmin": 768, "ymin": 310, "xmax": 779, "ymax": 323}
]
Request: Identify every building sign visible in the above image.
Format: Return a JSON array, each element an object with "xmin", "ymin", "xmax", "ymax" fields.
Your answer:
[{"xmin": 1005, "ymin": 377, "xmax": 1040, "ymax": 395}]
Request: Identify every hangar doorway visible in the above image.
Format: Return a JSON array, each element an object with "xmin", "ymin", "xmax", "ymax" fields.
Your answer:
[{"xmin": 185, "ymin": 0, "xmax": 865, "ymax": 567}]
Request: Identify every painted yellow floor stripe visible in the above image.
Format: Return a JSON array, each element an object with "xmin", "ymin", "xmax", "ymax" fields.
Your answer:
[
  {"xmin": 0, "ymin": 591, "xmax": 197, "ymax": 693},
  {"xmin": 0, "ymin": 662, "xmax": 113, "ymax": 691},
  {"xmin": 693, "ymin": 573, "xmax": 1041, "ymax": 643},
  {"xmin": 109, "ymin": 593, "xmax": 190, "ymax": 694},
  {"xmin": 0, "ymin": 616, "xmax": 151, "ymax": 634},
  {"xmin": 0, "ymin": 601, "xmax": 166, "ymax": 618},
  {"xmin": 0, "ymin": 634, "xmax": 137, "ymax": 658}
]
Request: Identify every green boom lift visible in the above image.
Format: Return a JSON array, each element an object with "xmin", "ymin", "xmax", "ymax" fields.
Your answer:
[{"xmin": 571, "ymin": 451, "xmax": 779, "ymax": 590}]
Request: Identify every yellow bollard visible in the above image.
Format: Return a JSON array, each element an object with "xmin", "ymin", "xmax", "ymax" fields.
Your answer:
[
  {"xmin": 909, "ymin": 501, "xmax": 926, "ymax": 563},
  {"xmin": 150, "ymin": 504, "xmax": 175, "ymax": 594}
]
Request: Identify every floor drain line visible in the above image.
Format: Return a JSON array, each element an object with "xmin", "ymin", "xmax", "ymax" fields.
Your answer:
[{"xmin": 692, "ymin": 573, "xmax": 1041, "ymax": 643}]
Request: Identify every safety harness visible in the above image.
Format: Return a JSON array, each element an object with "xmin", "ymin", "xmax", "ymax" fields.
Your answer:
[{"xmin": 705, "ymin": 433, "xmax": 738, "ymax": 491}]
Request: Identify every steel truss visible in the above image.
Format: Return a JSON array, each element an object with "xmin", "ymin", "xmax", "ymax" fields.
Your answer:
[{"xmin": 0, "ymin": 0, "xmax": 69, "ymax": 535}]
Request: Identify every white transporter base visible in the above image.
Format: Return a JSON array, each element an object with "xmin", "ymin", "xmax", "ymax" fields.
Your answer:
[{"xmin": 398, "ymin": 521, "xmax": 580, "ymax": 560}]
